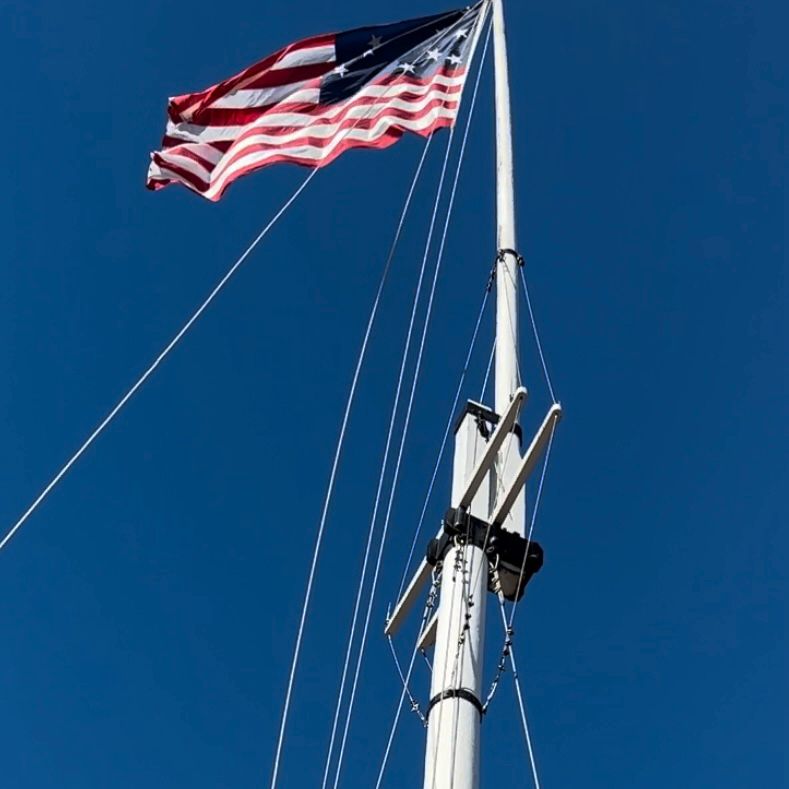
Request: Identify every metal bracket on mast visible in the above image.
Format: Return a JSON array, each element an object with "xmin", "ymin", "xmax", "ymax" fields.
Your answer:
[
  {"xmin": 384, "ymin": 393, "xmax": 561, "ymax": 639},
  {"xmin": 496, "ymin": 247, "xmax": 525, "ymax": 267},
  {"xmin": 425, "ymin": 506, "xmax": 545, "ymax": 601},
  {"xmin": 385, "ymin": 387, "xmax": 527, "ymax": 638}
]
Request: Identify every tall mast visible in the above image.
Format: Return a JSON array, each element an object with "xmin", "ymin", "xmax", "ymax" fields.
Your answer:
[
  {"xmin": 421, "ymin": 2, "xmax": 520, "ymax": 787},
  {"xmin": 492, "ymin": 0, "xmax": 519, "ymax": 415},
  {"xmin": 388, "ymin": 5, "xmax": 557, "ymax": 785}
]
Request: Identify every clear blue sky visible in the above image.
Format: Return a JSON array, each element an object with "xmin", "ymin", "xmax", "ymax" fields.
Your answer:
[{"xmin": 0, "ymin": 0, "xmax": 784, "ymax": 786}]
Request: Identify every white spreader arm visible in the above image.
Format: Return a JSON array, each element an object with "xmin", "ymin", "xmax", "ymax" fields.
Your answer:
[
  {"xmin": 385, "ymin": 388, "xmax": 527, "ymax": 637},
  {"xmin": 489, "ymin": 403, "xmax": 562, "ymax": 527},
  {"xmin": 385, "ymin": 558, "xmax": 433, "ymax": 637},
  {"xmin": 457, "ymin": 386, "xmax": 527, "ymax": 509}
]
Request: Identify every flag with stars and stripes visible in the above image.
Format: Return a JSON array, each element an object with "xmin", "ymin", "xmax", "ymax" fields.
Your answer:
[{"xmin": 146, "ymin": 3, "xmax": 486, "ymax": 201}]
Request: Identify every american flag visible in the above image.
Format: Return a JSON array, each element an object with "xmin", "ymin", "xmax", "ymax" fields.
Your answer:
[{"xmin": 147, "ymin": 3, "xmax": 486, "ymax": 201}]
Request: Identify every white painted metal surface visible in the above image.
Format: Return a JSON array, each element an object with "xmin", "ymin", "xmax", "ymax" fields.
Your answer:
[
  {"xmin": 423, "ymin": 410, "xmax": 489, "ymax": 789},
  {"xmin": 417, "ymin": 610, "xmax": 439, "ymax": 651},
  {"xmin": 490, "ymin": 404, "xmax": 562, "ymax": 527},
  {"xmin": 385, "ymin": 557, "xmax": 433, "ymax": 637},
  {"xmin": 422, "ymin": 3, "xmax": 523, "ymax": 786},
  {"xmin": 423, "ymin": 543, "xmax": 487, "ymax": 788},
  {"xmin": 490, "ymin": 0, "xmax": 527, "ymax": 541},
  {"xmin": 492, "ymin": 0, "xmax": 519, "ymax": 416},
  {"xmin": 457, "ymin": 387, "xmax": 527, "ymax": 510}
]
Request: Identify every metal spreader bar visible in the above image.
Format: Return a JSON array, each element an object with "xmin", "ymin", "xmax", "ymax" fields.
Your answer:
[
  {"xmin": 457, "ymin": 386, "xmax": 527, "ymax": 509},
  {"xmin": 385, "ymin": 388, "xmax": 528, "ymax": 638},
  {"xmin": 489, "ymin": 403, "xmax": 562, "ymax": 527},
  {"xmin": 417, "ymin": 610, "xmax": 439, "ymax": 650},
  {"xmin": 386, "ymin": 559, "xmax": 433, "ymax": 637}
]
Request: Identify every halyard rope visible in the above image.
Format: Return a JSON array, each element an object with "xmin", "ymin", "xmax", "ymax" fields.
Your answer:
[
  {"xmin": 318, "ymin": 135, "xmax": 439, "ymax": 789},
  {"xmin": 373, "ymin": 17, "xmax": 493, "ymax": 787},
  {"xmin": 328, "ymin": 63, "xmax": 484, "ymax": 783},
  {"xmin": 428, "ymin": 536, "xmax": 472, "ymax": 789},
  {"xmin": 332, "ymin": 13, "xmax": 492, "ymax": 788},
  {"xmin": 332, "ymin": 122, "xmax": 458, "ymax": 789},
  {"xmin": 267, "ymin": 61, "xmax": 463, "ymax": 789},
  {"xmin": 448, "ymin": 533, "xmax": 480, "ymax": 787},
  {"xmin": 0, "ymin": 167, "xmax": 319, "ymax": 555},
  {"xmin": 393, "ymin": 12, "xmax": 495, "ymax": 605},
  {"xmin": 480, "ymin": 336, "xmax": 496, "ymax": 401},
  {"xmin": 323, "ymin": 9, "xmax": 495, "ymax": 781},
  {"xmin": 395, "ymin": 279, "xmax": 491, "ymax": 603},
  {"xmin": 498, "ymin": 252, "xmax": 524, "ymax": 388}
]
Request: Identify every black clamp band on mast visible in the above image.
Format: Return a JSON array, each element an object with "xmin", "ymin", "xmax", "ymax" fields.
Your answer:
[
  {"xmin": 425, "ymin": 687, "xmax": 485, "ymax": 720},
  {"xmin": 496, "ymin": 247, "xmax": 525, "ymax": 267}
]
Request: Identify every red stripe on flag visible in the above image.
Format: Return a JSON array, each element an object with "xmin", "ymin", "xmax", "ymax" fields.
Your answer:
[
  {"xmin": 163, "ymin": 71, "xmax": 465, "ymax": 144},
  {"xmin": 203, "ymin": 117, "xmax": 455, "ymax": 201},
  {"xmin": 186, "ymin": 80, "xmax": 461, "ymax": 128},
  {"xmin": 168, "ymin": 33, "xmax": 335, "ymax": 121},
  {"xmin": 211, "ymin": 97, "xmax": 461, "ymax": 179}
]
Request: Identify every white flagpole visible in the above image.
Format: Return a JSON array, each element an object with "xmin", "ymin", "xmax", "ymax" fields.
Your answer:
[
  {"xmin": 490, "ymin": 0, "xmax": 527, "ymax": 542},
  {"xmin": 492, "ymin": 0, "xmax": 519, "ymax": 416},
  {"xmin": 421, "ymin": 2, "xmax": 520, "ymax": 787}
]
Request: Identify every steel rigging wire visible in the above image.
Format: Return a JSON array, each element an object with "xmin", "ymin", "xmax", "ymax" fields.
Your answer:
[
  {"xmin": 374, "ymin": 18, "xmax": 495, "ymax": 786},
  {"xmin": 0, "ymin": 166, "xmax": 318, "ymax": 555},
  {"xmin": 319, "ymin": 130, "xmax": 449, "ymax": 789},
  {"xmin": 328, "ymin": 10, "xmax": 493, "ymax": 788}
]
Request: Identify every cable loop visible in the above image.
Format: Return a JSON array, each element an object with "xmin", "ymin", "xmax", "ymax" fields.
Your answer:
[{"xmin": 481, "ymin": 567, "xmax": 512, "ymax": 713}]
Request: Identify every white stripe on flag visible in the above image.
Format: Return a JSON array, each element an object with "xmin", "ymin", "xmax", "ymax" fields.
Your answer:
[
  {"xmin": 157, "ymin": 152, "xmax": 213, "ymax": 183},
  {"xmin": 204, "ymin": 106, "xmax": 455, "ymax": 199},
  {"xmin": 271, "ymin": 43, "xmax": 335, "ymax": 70},
  {"xmin": 164, "ymin": 76, "xmax": 466, "ymax": 143},
  {"xmin": 212, "ymin": 84, "xmax": 320, "ymax": 109}
]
